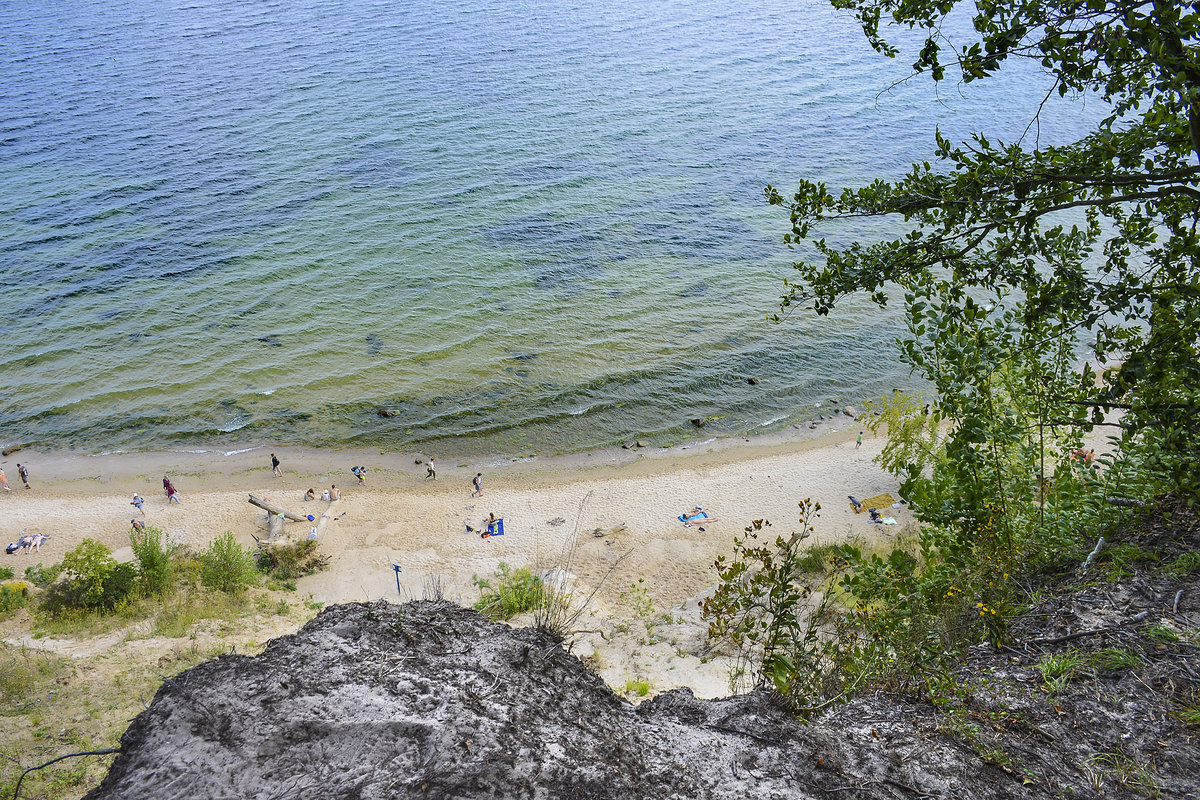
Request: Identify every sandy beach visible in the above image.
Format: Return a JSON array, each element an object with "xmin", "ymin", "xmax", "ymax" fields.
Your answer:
[{"xmin": 1, "ymin": 421, "xmax": 905, "ymax": 697}]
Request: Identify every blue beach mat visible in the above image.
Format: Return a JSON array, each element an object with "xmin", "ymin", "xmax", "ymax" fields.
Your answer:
[
  {"xmin": 678, "ymin": 511, "xmax": 709, "ymax": 524},
  {"xmin": 483, "ymin": 519, "xmax": 505, "ymax": 538}
]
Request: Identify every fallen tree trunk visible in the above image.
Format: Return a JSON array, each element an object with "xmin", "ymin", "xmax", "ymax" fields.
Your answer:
[{"xmin": 248, "ymin": 494, "xmax": 308, "ymax": 522}]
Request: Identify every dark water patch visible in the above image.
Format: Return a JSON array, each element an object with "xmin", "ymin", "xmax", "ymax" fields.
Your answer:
[
  {"xmin": 508, "ymin": 352, "xmax": 538, "ymax": 361},
  {"xmin": 486, "ymin": 214, "xmax": 606, "ymax": 252},
  {"xmin": 234, "ymin": 298, "xmax": 277, "ymax": 317},
  {"xmin": 365, "ymin": 334, "xmax": 383, "ymax": 356},
  {"xmin": 679, "ymin": 283, "xmax": 709, "ymax": 298},
  {"xmin": 257, "ymin": 335, "xmax": 282, "ymax": 347},
  {"xmin": 527, "ymin": 260, "xmax": 605, "ymax": 291},
  {"xmin": 630, "ymin": 214, "xmax": 771, "ymax": 263},
  {"xmin": 267, "ymin": 187, "xmax": 339, "ymax": 219},
  {"xmin": 335, "ymin": 145, "xmax": 418, "ymax": 189},
  {"xmin": 1, "ymin": 230, "xmax": 74, "ymax": 251},
  {"xmin": 504, "ymin": 159, "xmax": 593, "ymax": 187}
]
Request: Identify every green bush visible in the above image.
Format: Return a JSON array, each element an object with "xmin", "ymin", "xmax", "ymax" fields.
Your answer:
[
  {"xmin": 0, "ymin": 583, "xmax": 30, "ymax": 615},
  {"xmin": 24, "ymin": 562, "xmax": 61, "ymax": 587},
  {"xmin": 62, "ymin": 540, "xmax": 118, "ymax": 609},
  {"xmin": 199, "ymin": 532, "xmax": 257, "ymax": 594},
  {"xmin": 130, "ymin": 527, "xmax": 174, "ymax": 596},
  {"xmin": 41, "ymin": 539, "xmax": 137, "ymax": 615},
  {"xmin": 473, "ymin": 563, "xmax": 549, "ymax": 620},
  {"xmin": 255, "ymin": 539, "xmax": 328, "ymax": 582},
  {"xmin": 0, "ymin": 567, "xmax": 13, "ymax": 581}
]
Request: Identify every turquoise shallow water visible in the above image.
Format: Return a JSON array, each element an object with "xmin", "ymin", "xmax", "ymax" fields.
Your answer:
[{"xmin": 0, "ymin": 0, "xmax": 1101, "ymax": 457}]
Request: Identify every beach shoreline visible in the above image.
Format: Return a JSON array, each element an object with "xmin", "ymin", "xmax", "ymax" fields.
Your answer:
[
  {"xmin": 1, "ymin": 415, "xmax": 905, "ymax": 699},
  {"xmin": 0, "ymin": 413, "xmax": 902, "ymax": 601}
]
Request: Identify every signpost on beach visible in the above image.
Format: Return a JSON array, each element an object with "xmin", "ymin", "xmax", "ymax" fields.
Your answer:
[{"xmin": 392, "ymin": 563, "xmax": 402, "ymax": 598}]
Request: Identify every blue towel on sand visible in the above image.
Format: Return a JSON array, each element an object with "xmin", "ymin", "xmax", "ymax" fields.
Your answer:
[
  {"xmin": 678, "ymin": 511, "xmax": 709, "ymax": 524},
  {"xmin": 483, "ymin": 519, "xmax": 504, "ymax": 538}
]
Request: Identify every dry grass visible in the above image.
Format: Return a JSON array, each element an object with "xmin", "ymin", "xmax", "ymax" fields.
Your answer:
[{"xmin": 0, "ymin": 588, "xmax": 320, "ymax": 799}]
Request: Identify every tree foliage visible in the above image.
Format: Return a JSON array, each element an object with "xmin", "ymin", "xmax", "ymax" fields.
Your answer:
[
  {"xmin": 44, "ymin": 539, "xmax": 138, "ymax": 614},
  {"xmin": 768, "ymin": 0, "xmax": 1200, "ymax": 498},
  {"xmin": 130, "ymin": 527, "xmax": 175, "ymax": 597},
  {"xmin": 702, "ymin": 500, "xmax": 860, "ymax": 710},
  {"xmin": 199, "ymin": 532, "xmax": 258, "ymax": 594},
  {"xmin": 709, "ymin": 0, "xmax": 1200, "ymax": 711}
]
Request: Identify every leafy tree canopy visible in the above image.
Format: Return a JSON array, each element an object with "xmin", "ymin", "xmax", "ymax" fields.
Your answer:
[{"xmin": 768, "ymin": 0, "xmax": 1200, "ymax": 497}]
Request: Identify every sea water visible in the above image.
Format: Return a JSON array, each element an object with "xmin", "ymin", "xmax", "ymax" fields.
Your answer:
[{"xmin": 0, "ymin": 0, "xmax": 1102, "ymax": 457}]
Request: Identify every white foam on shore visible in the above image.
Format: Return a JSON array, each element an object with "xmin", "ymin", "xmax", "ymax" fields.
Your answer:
[
  {"xmin": 222, "ymin": 447, "xmax": 260, "ymax": 457},
  {"xmin": 759, "ymin": 415, "xmax": 788, "ymax": 427}
]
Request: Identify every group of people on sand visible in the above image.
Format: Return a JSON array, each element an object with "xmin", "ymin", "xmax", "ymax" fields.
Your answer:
[
  {"xmin": 125, "ymin": 476, "xmax": 181, "ymax": 529},
  {"xmin": 5, "ymin": 532, "xmax": 48, "ymax": 554},
  {"xmin": 304, "ymin": 486, "xmax": 342, "ymax": 502},
  {"xmin": 0, "ymin": 463, "xmax": 32, "ymax": 492}
]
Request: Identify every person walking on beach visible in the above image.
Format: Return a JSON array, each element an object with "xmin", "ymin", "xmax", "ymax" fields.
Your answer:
[
  {"xmin": 855, "ymin": 431, "xmax": 864, "ymax": 450},
  {"xmin": 163, "ymin": 475, "xmax": 181, "ymax": 503},
  {"xmin": 131, "ymin": 493, "xmax": 145, "ymax": 515},
  {"xmin": 271, "ymin": 453, "xmax": 282, "ymax": 478},
  {"xmin": 471, "ymin": 473, "xmax": 483, "ymax": 497},
  {"xmin": 0, "ymin": 468, "xmax": 9, "ymax": 492},
  {"xmin": 351, "ymin": 466, "xmax": 367, "ymax": 485},
  {"xmin": 425, "ymin": 458, "xmax": 436, "ymax": 480},
  {"xmin": 16, "ymin": 463, "xmax": 30, "ymax": 489}
]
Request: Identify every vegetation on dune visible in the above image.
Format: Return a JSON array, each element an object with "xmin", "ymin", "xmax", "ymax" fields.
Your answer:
[
  {"xmin": 0, "ymin": 527, "xmax": 330, "ymax": 798},
  {"xmin": 707, "ymin": 0, "xmax": 1200, "ymax": 716},
  {"xmin": 472, "ymin": 563, "xmax": 552, "ymax": 621}
]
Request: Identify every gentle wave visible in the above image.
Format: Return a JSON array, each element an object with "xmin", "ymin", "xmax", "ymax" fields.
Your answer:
[{"xmin": 0, "ymin": 0, "xmax": 1102, "ymax": 457}]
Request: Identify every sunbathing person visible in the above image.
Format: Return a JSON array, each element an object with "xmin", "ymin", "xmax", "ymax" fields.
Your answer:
[
  {"xmin": 848, "ymin": 495, "xmax": 864, "ymax": 513},
  {"xmin": 679, "ymin": 507, "xmax": 717, "ymax": 527}
]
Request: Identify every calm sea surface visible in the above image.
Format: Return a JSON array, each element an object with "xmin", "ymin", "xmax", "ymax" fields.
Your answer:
[{"xmin": 0, "ymin": 0, "xmax": 1101, "ymax": 457}]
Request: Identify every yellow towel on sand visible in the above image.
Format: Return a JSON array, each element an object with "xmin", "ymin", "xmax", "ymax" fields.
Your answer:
[{"xmin": 856, "ymin": 493, "xmax": 897, "ymax": 512}]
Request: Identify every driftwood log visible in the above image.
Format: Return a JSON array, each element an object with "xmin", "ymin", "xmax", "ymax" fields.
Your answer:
[
  {"xmin": 249, "ymin": 494, "xmax": 310, "ymax": 540},
  {"xmin": 248, "ymin": 494, "xmax": 308, "ymax": 522}
]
